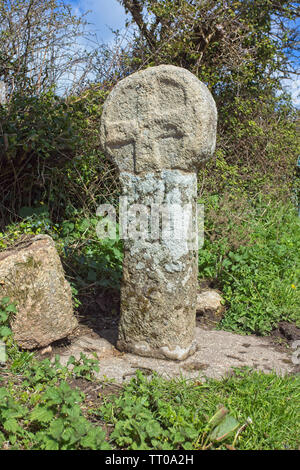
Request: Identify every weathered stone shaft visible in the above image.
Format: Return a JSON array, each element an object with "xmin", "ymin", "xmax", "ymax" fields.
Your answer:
[{"xmin": 118, "ymin": 170, "xmax": 198, "ymax": 360}]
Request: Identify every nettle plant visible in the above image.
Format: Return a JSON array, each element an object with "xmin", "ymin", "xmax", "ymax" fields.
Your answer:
[
  {"xmin": 0, "ymin": 297, "xmax": 16, "ymax": 342},
  {"xmin": 198, "ymin": 195, "xmax": 300, "ymax": 334},
  {"xmin": 0, "ymin": 381, "xmax": 111, "ymax": 450},
  {"xmin": 0, "ymin": 298, "xmax": 110, "ymax": 450}
]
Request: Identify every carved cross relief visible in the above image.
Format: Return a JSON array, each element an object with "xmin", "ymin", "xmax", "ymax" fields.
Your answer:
[{"xmin": 101, "ymin": 77, "xmax": 195, "ymax": 174}]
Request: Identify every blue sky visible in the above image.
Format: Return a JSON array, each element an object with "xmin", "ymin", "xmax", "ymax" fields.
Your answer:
[{"xmin": 70, "ymin": 0, "xmax": 127, "ymax": 42}]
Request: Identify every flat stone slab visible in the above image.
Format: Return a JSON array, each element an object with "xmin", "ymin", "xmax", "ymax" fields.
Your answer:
[{"xmin": 54, "ymin": 327, "xmax": 295, "ymax": 383}]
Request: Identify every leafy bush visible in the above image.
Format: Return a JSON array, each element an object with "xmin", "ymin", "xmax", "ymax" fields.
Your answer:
[
  {"xmin": 58, "ymin": 212, "xmax": 123, "ymax": 290},
  {"xmin": 100, "ymin": 369, "xmax": 299, "ymax": 450},
  {"xmin": 0, "ymin": 382, "xmax": 110, "ymax": 450},
  {"xmin": 199, "ymin": 194, "xmax": 300, "ymax": 334},
  {"xmin": 0, "ymin": 300, "xmax": 110, "ymax": 450},
  {"xmin": 120, "ymin": 0, "xmax": 300, "ymax": 200},
  {"xmin": 0, "ymin": 86, "xmax": 119, "ymax": 227},
  {"xmin": 1, "ymin": 300, "xmax": 299, "ymax": 450},
  {"xmin": 0, "ymin": 90, "xmax": 81, "ymax": 222},
  {"xmin": 0, "ymin": 208, "xmax": 123, "ymax": 311}
]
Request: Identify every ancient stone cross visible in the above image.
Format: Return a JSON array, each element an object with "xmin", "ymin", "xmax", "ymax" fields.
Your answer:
[{"xmin": 100, "ymin": 65, "xmax": 217, "ymax": 360}]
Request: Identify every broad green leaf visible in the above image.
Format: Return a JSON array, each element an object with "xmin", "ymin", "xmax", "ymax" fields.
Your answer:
[
  {"xmin": 207, "ymin": 406, "xmax": 229, "ymax": 428},
  {"xmin": 49, "ymin": 418, "xmax": 65, "ymax": 440},
  {"xmin": 4, "ymin": 418, "xmax": 20, "ymax": 433},
  {"xmin": 5, "ymin": 304, "xmax": 17, "ymax": 313},
  {"xmin": 30, "ymin": 405, "xmax": 54, "ymax": 423},
  {"xmin": 0, "ymin": 326, "xmax": 12, "ymax": 337},
  {"xmin": 209, "ymin": 415, "xmax": 240, "ymax": 443}
]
